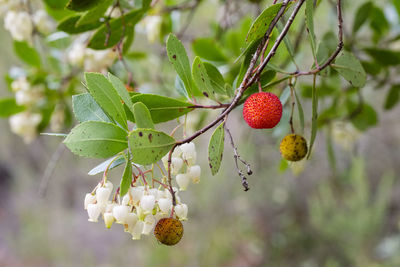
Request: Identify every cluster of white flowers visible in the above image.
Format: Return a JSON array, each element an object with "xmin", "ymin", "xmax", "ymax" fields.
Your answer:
[
  {"xmin": 8, "ymin": 77, "xmax": 44, "ymax": 143},
  {"xmin": 9, "ymin": 111, "xmax": 42, "ymax": 143},
  {"xmin": 84, "ymin": 181, "xmax": 188, "ymax": 240},
  {"xmin": 3, "ymin": 7, "xmax": 53, "ymax": 42},
  {"xmin": 11, "ymin": 77, "xmax": 44, "ymax": 106},
  {"xmin": 67, "ymin": 42, "xmax": 117, "ymax": 72},
  {"xmin": 162, "ymin": 142, "xmax": 201, "ymax": 191}
]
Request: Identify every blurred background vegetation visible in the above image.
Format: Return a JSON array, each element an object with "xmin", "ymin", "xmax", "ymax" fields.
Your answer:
[{"xmin": 0, "ymin": 0, "xmax": 400, "ymax": 266}]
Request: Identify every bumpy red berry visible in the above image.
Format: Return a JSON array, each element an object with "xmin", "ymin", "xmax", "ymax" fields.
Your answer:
[
  {"xmin": 242, "ymin": 92, "xmax": 282, "ymax": 129},
  {"xmin": 154, "ymin": 218, "xmax": 184, "ymax": 246}
]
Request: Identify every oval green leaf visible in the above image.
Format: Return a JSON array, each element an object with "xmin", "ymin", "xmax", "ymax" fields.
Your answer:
[
  {"xmin": 72, "ymin": 93, "xmax": 111, "ymax": 123},
  {"xmin": 128, "ymin": 129, "xmax": 175, "ymax": 165},
  {"xmin": 208, "ymin": 122, "xmax": 225, "ymax": 175},
  {"xmin": 133, "ymin": 102, "xmax": 154, "ymax": 129},
  {"xmin": 64, "ymin": 121, "xmax": 128, "ymax": 158}
]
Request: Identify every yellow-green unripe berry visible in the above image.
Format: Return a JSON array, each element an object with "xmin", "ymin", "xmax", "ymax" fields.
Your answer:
[{"xmin": 279, "ymin": 134, "xmax": 308, "ymax": 161}]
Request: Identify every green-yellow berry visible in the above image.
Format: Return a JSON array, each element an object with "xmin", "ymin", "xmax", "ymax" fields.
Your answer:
[
  {"xmin": 154, "ymin": 218, "xmax": 184, "ymax": 246},
  {"xmin": 279, "ymin": 134, "xmax": 308, "ymax": 162}
]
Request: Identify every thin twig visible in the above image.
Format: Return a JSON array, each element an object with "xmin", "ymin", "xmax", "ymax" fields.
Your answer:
[
  {"xmin": 226, "ymin": 127, "xmax": 252, "ymax": 191},
  {"xmin": 38, "ymin": 143, "xmax": 65, "ymax": 197}
]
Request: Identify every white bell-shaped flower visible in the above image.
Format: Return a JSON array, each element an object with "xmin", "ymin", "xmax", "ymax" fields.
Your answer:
[
  {"xmin": 175, "ymin": 203, "xmax": 188, "ymax": 221},
  {"xmin": 131, "ymin": 221, "xmax": 144, "ymax": 240},
  {"xmin": 96, "ymin": 187, "xmax": 112, "ymax": 205},
  {"xmin": 142, "ymin": 215, "xmax": 156, "ymax": 235},
  {"xmin": 148, "ymin": 188, "xmax": 158, "ymax": 199},
  {"xmin": 124, "ymin": 212, "xmax": 138, "ymax": 232},
  {"xmin": 140, "ymin": 195, "xmax": 155, "ymax": 213},
  {"xmin": 157, "ymin": 189, "xmax": 167, "ymax": 200},
  {"xmin": 112, "ymin": 205, "xmax": 130, "ymax": 224},
  {"xmin": 87, "ymin": 204, "xmax": 101, "ymax": 222},
  {"xmin": 130, "ymin": 186, "xmax": 144, "ymax": 203},
  {"xmin": 105, "ymin": 202, "xmax": 115, "ymax": 213},
  {"xmin": 176, "ymin": 173, "xmax": 190, "ymax": 191},
  {"xmin": 104, "ymin": 181, "xmax": 113, "ymax": 191},
  {"xmin": 171, "ymin": 157, "xmax": 183, "ymax": 175},
  {"xmin": 172, "ymin": 146, "xmax": 182, "ymax": 158},
  {"xmin": 103, "ymin": 212, "xmax": 115, "ymax": 228},
  {"xmin": 161, "ymin": 154, "xmax": 169, "ymax": 170},
  {"xmin": 187, "ymin": 165, "xmax": 201, "ymax": 184},
  {"xmin": 121, "ymin": 194, "xmax": 131, "ymax": 206},
  {"xmin": 180, "ymin": 142, "xmax": 197, "ymax": 165},
  {"xmin": 84, "ymin": 193, "xmax": 96, "ymax": 210},
  {"xmin": 158, "ymin": 198, "xmax": 172, "ymax": 213}
]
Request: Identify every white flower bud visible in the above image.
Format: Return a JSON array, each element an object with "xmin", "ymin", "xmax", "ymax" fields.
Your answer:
[
  {"xmin": 105, "ymin": 202, "xmax": 115, "ymax": 213},
  {"xmin": 171, "ymin": 157, "xmax": 183, "ymax": 175},
  {"xmin": 161, "ymin": 154, "xmax": 169, "ymax": 170},
  {"xmin": 140, "ymin": 195, "xmax": 155, "ymax": 213},
  {"xmin": 142, "ymin": 215, "xmax": 156, "ymax": 235},
  {"xmin": 180, "ymin": 142, "xmax": 197, "ymax": 165},
  {"xmin": 106, "ymin": 6, "xmax": 121, "ymax": 18},
  {"xmin": 176, "ymin": 173, "xmax": 190, "ymax": 191},
  {"xmin": 130, "ymin": 186, "xmax": 144, "ymax": 203},
  {"xmin": 87, "ymin": 204, "xmax": 101, "ymax": 222},
  {"xmin": 131, "ymin": 221, "xmax": 144, "ymax": 240},
  {"xmin": 157, "ymin": 189, "xmax": 167, "ymax": 200},
  {"xmin": 158, "ymin": 198, "xmax": 172, "ymax": 214},
  {"xmin": 124, "ymin": 212, "xmax": 138, "ymax": 232},
  {"xmin": 103, "ymin": 212, "xmax": 115, "ymax": 228},
  {"xmin": 96, "ymin": 187, "xmax": 112, "ymax": 205},
  {"xmin": 187, "ymin": 165, "xmax": 201, "ymax": 184},
  {"xmin": 84, "ymin": 193, "xmax": 96, "ymax": 210},
  {"xmin": 112, "ymin": 205, "xmax": 130, "ymax": 224},
  {"xmin": 175, "ymin": 203, "xmax": 188, "ymax": 221},
  {"xmin": 172, "ymin": 146, "xmax": 182, "ymax": 158}
]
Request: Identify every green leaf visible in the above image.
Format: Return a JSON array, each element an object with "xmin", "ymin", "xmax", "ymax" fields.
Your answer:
[
  {"xmin": 384, "ymin": 85, "xmax": 400, "ymax": 110},
  {"xmin": 364, "ymin": 48, "xmax": 400, "ymax": 66},
  {"xmin": 246, "ymin": 3, "xmax": 284, "ymax": 43},
  {"xmin": 72, "ymin": 93, "xmax": 111, "ymax": 123},
  {"xmin": 208, "ymin": 122, "xmax": 225, "ymax": 175},
  {"xmin": 85, "ymin": 73, "xmax": 128, "ymax": 129},
  {"xmin": 128, "ymin": 129, "xmax": 175, "ymax": 165},
  {"xmin": 192, "ymin": 38, "xmax": 227, "ymax": 62},
  {"xmin": 108, "ymin": 73, "xmax": 135, "ymax": 115},
  {"xmin": 133, "ymin": 102, "xmax": 154, "ymax": 129},
  {"xmin": 88, "ymin": 155, "xmax": 125, "ymax": 175},
  {"xmin": 120, "ymin": 156, "xmax": 132, "ymax": 197},
  {"xmin": 192, "ymin": 57, "xmax": 216, "ymax": 100},
  {"xmin": 76, "ymin": 0, "xmax": 113, "ymax": 26},
  {"xmin": 0, "ymin": 98, "xmax": 25, "ymax": 117},
  {"xmin": 66, "ymin": 0, "xmax": 105, "ymax": 12},
  {"xmin": 307, "ymin": 76, "xmax": 318, "ymax": 159},
  {"xmin": 88, "ymin": 9, "xmax": 143, "ymax": 50},
  {"xmin": 203, "ymin": 62, "xmax": 226, "ymax": 95},
  {"xmin": 131, "ymin": 94, "xmax": 192, "ymax": 123},
  {"xmin": 394, "ymin": 0, "xmax": 400, "ymax": 16},
  {"xmin": 332, "ymin": 51, "xmax": 366, "ymax": 88},
  {"xmin": 347, "ymin": 102, "xmax": 378, "ymax": 131},
  {"xmin": 64, "ymin": 121, "xmax": 128, "ymax": 158},
  {"xmin": 352, "ymin": 2, "xmax": 372, "ymax": 33},
  {"xmin": 305, "ymin": 0, "xmax": 317, "ymax": 59},
  {"xmin": 13, "ymin": 41, "xmax": 41, "ymax": 67},
  {"xmin": 44, "ymin": 0, "xmax": 69, "ymax": 9},
  {"xmin": 166, "ymin": 34, "xmax": 194, "ymax": 98},
  {"xmin": 57, "ymin": 15, "xmax": 102, "ymax": 33}
]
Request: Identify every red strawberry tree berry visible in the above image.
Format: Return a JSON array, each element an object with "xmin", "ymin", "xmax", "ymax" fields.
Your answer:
[{"xmin": 1, "ymin": 0, "xmax": 393, "ymax": 246}]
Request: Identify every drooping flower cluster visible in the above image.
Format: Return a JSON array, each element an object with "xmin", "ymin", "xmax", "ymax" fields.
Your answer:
[
  {"xmin": 84, "ymin": 181, "xmax": 188, "ymax": 240},
  {"xmin": 67, "ymin": 42, "xmax": 117, "ymax": 73},
  {"xmin": 8, "ymin": 77, "xmax": 45, "ymax": 143},
  {"xmin": 1, "ymin": 1, "xmax": 53, "ymax": 42},
  {"xmin": 162, "ymin": 142, "xmax": 201, "ymax": 191}
]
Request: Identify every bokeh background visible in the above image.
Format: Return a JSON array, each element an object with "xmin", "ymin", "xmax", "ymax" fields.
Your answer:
[{"xmin": 1, "ymin": 0, "xmax": 400, "ymax": 266}]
